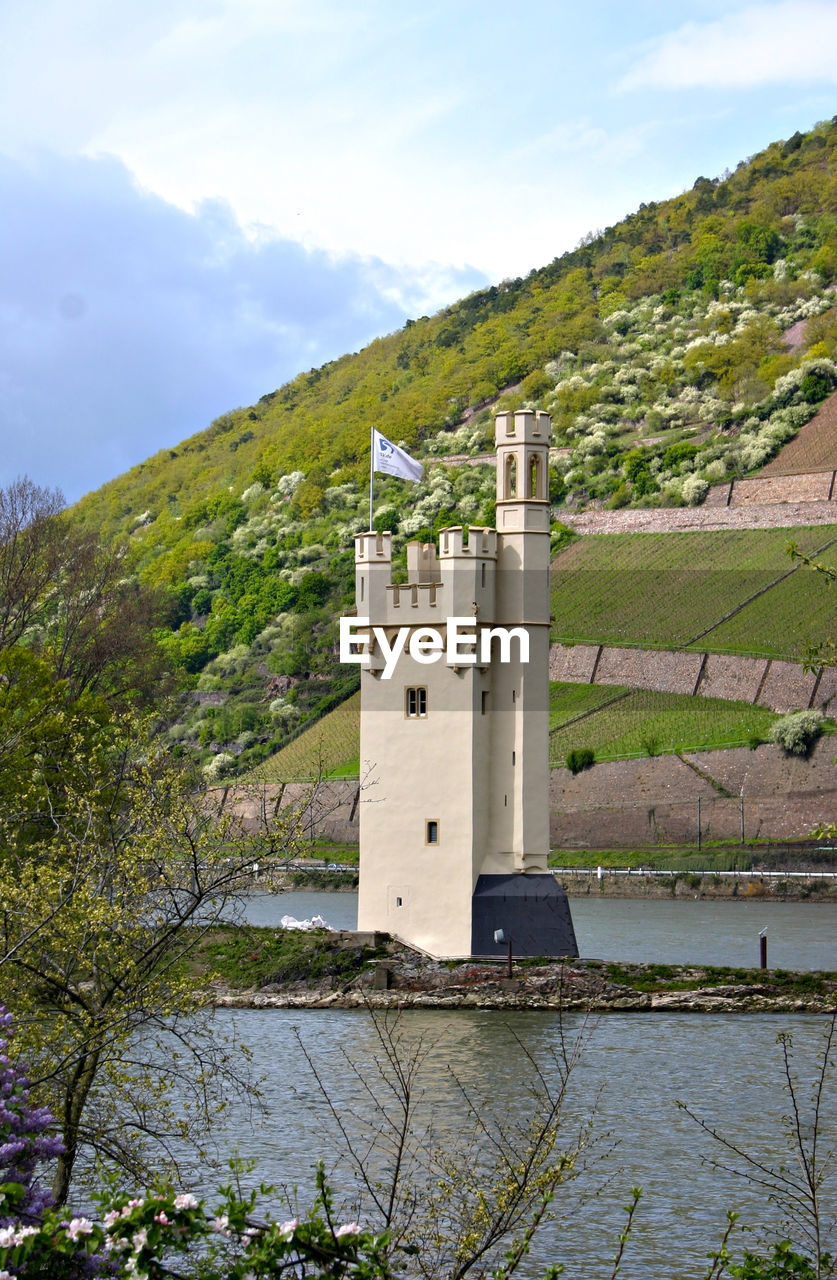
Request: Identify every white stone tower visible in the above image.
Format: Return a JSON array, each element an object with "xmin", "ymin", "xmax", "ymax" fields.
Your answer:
[{"xmin": 354, "ymin": 410, "xmax": 577, "ymax": 960}]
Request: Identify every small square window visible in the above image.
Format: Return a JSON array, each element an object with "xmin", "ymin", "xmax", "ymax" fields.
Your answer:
[
  {"xmin": 406, "ymin": 687, "xmax": 428, "ymax": 718},
  {"xmin": 426, "ymin": 820, "xmax": 439, "ymax": 845}
]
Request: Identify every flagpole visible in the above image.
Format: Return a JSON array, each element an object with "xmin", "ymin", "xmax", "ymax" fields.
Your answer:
[{"xmin": 369, "ymin": 426, "xmax": 374, "ymax": 532}]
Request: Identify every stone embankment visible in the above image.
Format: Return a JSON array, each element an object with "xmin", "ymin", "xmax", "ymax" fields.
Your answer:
[
  {"xmin": 565, "ymin": 497, "xmax": 836, "ymax": 535},
  {"xmin": 556, "ymin": 869, "xmax": 836, "ymax": 901},
  {"xmin": 549, "ymin": 643, "xmax": 837, "ymax": 713},
  {"xmin": 211, "ymin": 945, "xmax": 836, "ymax": 1014},
  {"xmin": 550, "ymin": 738, "xmax": 837, "ymax": 847}
]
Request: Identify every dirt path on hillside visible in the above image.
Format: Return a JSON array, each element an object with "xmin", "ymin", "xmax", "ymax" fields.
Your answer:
[{"xmin": 565, "ymin": 500, "xmax": 836, "ymax": 535}]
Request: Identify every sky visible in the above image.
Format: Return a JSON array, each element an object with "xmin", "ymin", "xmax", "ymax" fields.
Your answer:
[{"xmin": 2, "ymin": 1, "xmax": 837, "ymax": 504}]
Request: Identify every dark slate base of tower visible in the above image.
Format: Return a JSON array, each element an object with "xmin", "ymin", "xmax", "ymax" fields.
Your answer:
[{"xmin": 471, "ymin": 874, "xmax": 578, "ymax": 958}]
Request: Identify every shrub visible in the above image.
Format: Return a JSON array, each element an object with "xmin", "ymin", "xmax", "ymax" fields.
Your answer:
[
  {"xmin": 680, "ymin": 474, "xmax": 708, "ymax": 505},
  {"xmin": 799, "ymin": 368, "xmax": 835, "ymax": 403},
  {"xmin": 768, "ymin": 710, "xmax": 824, "ymax": 756},
  {"xmin": 566, "ymin": 747, "xmax": 595, "ymax": 774},
  {"xmin": 662, "ymin": 441, "xmax": 699, "ymax": 472}
]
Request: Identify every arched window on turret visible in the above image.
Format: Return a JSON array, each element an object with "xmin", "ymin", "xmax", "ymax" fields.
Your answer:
[
  {"xmin": 527, "ymin": 452, "xmax": 543, "ymax": 500},
  {"xmin": 504, "ymin": 454, "xmax": 517, "ymax": 499}
]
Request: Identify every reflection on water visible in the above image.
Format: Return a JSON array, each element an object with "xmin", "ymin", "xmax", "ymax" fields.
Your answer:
[
  {"xmin": 192, "ymin": 1007, "xmax": 835, "ymax": 1280},
  {"xmin": 243, "ymin": 890, "xmax": 836, "ymax": 970}
]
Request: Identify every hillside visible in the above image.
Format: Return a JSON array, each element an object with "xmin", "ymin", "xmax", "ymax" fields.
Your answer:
[{"xmin": 67, "ymin": 117, "xmax": 837, "ymax": 781}]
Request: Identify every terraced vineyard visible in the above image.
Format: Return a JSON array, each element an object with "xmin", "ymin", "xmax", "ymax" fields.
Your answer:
[
  {"xmin": 548, "ymin": 683, "xmax": 778, "ymax": 767},
  {"xmin": 548, "ymin": 682, "xmax": 628, "ymax": 730},
  {"xmin": 254, "ymin": 692, "xmax": 360, "ymax": 781},
  {"xmin": 760, "ymin": 390, "xmax": 837, "ymax": 475},
  {"xmin": 702, "ymin": 538, "xmax": 837, "ymax": 656},
  {"xmin": 551, "ymin": 525, "xmax": 836, "ymax": 658}
]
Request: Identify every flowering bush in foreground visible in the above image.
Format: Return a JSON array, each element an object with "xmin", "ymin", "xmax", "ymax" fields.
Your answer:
[
  {"xmin": 0, "ymin": 1168, "xmax": 392, "ymax": 1280},
  {"xmin": 1, "ymin": 1004, "xmax": 389, "ymax": 1279},
  {"xmin": 0, "ymin": 1007, "xmax": 64, "ymax": 1228}
]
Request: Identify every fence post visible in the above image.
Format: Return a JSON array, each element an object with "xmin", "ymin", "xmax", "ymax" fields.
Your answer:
[{"xmin": 697, "ymin": 795, "xmax": 701, "ymax": 852}]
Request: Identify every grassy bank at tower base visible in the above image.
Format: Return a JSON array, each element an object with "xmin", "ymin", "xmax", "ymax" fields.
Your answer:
[{"xmin": 191, "ymin": 926, "xmax": 837, "ymax": 1013}]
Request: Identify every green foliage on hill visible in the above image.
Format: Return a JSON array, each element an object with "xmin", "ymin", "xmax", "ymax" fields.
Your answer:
[{"xmin": 66, "ymin": 117, "xmax": 837, "ymax": 774}]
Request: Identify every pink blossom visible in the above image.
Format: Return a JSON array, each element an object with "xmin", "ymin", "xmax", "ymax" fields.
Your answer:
[
  {"xmin": 153, "ymin": 1211, "xmax": 170, "ymax": 1226},
  {"xmin": 67, "ymin": 1218, "xmax": 93, "ymax": 1240},
  {"xmin": 210, "ymin": 1215, "xmax": 229, "ymax": 1234},
  {"xmin": 335, "ymin": 1222, "xmax": 360, "ymax": 1238},
  {"xmin": 132, "ymin": 1227, "xmax": 148, "ymax": 1250},
  {"xmin": 278, "ymin": 1217, "xmax": 298, "ymax": 1237},
  {"xmin": 174, "ymin": 1193, "xmax": 199, "ymax": 1210},
  {"xmin": 0, "ymin": 1269, "xmax": 17, "ymax": 1280},
  {"xmin": 103, "ymin": 1209, "xmax": 121, "ymax": 1229},
  {"xmin": 0, "ymin": 1226, "xmax": 37, "ymax": 1247}
]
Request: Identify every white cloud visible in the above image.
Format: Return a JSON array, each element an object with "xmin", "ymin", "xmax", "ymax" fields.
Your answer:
[
  {"xmin": 0, "ymin": 151, "xmax": 486, "ymax": 502},
  {"xmin": 619, "ymin": 1, "xmax": 837, "ymax": 91}
]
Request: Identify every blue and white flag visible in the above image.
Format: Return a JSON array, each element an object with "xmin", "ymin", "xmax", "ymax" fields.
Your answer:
[{"xmin": 372, "ymin": 429, "xmax": 423, "ymax": 482}]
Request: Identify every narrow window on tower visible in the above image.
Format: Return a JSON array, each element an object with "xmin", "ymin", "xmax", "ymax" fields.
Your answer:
[
  {"xmin": 528, "ymin": 453, "xmax": 541, "ymax": 499},
  {"xmin": 481, "ymin": 691, "xmax": 489, "ymax": 715},
  {"xmin": 405, "ymin": 687, "xmax": 428, "ymax": 718},
  {"xmin": 505, "ymin": 454, "xmax": 517, "ymax": 499},
  {"xmin": 426, "ymin": 820, "xmax": 439, "ymax": 845}
]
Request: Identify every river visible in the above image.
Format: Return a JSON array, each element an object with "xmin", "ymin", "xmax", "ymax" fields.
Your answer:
[
  {"xmin": 189, "ymin": 892, "xmax": 837, "ymax": 1278},
  {"xmin": 242, "ymin": 888, "xmax": 836, "ymax": 970}
]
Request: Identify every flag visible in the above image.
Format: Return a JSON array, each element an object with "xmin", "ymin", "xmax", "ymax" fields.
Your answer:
[{"xmin": 372, "ymin": 429, "xmax": 423, "ymax": 482}]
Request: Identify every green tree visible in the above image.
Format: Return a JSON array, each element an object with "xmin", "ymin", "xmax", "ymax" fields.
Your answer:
[
  {"xmin": 0, "ymin": 477, "xmax": 170, "ymax": 710},
  {"xmin": 0, "ymin": 718, "xmax": 304, "ymax": 1204}
]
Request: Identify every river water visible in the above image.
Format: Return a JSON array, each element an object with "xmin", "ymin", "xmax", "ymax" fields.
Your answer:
[
  {"xmin": 188, "ymin": 892, "xmax": 837, "ymax": 1278},
  {"xmin": 243, "ymin": 888, "xmax": 836, "ymax": 970}
]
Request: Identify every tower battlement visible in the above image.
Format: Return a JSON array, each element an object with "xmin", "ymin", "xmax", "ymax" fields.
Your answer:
[
  {"xmin": 438, "ymin": 526, "xmax": 497, "ymax": 560},
  {"xmin": 494, "ymin": 409, "xmax": 551, "ymax": 445},
  {"xmin": 355, "ymin": 530, "xmax": 392, "ymax": 564},
  {"xmin": 387, "ymin": 581, "xmax": 442, "ymax": 609},
  {"xmin": 407, "ymin": 541, "xmax": 438, "ymax": 582}
]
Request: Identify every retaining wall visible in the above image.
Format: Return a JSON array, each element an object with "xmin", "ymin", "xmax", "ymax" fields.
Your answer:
[
  {"xmin": 213, "ymin": 779, "xmax": 361, "ymax": 844},
  {"xmin": 722, "ymin": 472, "xmax": 836, "ymax": 506},
  {"xmin": 549, "ymin": 739, "xmax": 836, "ymax": 847},
  {"xmin": 218, "ymin": 739, "xmax": 835, "ymax": 852},
  {"xmin": 548, "ymin": 644, "xmax": 834, "ymax": 713}
]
